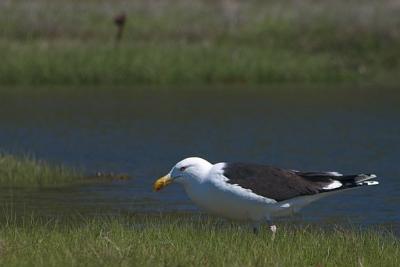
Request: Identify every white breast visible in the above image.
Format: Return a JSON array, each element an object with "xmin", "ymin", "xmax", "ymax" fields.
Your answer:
[{"xmin": 182, "ymin": 163, "xmax": 277, "ymax": 221}]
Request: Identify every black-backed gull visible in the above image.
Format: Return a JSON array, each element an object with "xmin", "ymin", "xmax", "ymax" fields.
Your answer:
[{"xmin": 153, "ymin": 157, "xmax": 379, "ymax": 235}]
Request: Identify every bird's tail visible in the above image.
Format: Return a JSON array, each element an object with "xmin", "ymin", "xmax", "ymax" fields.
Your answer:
[
  {"xmin": 294, "ymin": 170, "xmax": 379, "ymax": 191},
  {"xmin": 271, "ymin": 173, "xmax": 379, "ymax": 217},
  {"xmin": 339, "ymin": 173, "xmax": 379, "ymax": 188}
]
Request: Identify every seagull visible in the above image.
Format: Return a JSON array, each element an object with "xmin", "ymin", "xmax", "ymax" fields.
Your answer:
[{"xmin": 153, "ymin": 157, "xmax": 379, "ymax": 235}]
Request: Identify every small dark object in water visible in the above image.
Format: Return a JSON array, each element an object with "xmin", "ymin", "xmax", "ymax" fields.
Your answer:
[{"xmin": 113, "ymin": 13, "xmax": 126, "ymax": 43}]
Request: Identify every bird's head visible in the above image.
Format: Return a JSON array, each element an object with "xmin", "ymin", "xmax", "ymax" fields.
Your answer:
[{"xmin": 153, "ymin": 157, "xmax": 212, "ymax": 191}]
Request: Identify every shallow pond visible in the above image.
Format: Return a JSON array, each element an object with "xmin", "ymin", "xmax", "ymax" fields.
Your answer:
[{"xmin": 0, "ymin": 86, "xmax": 399, "ymax": 227}]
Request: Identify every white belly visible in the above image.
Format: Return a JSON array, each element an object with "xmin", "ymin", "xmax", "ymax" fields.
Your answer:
[{"xmin": 184, "ymin": 180, "xmax": 276, "ymax": 221}]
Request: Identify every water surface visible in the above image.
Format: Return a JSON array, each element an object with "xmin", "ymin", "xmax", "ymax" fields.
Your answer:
[{"xmin": 0, "ymin": 86, "xmax": 399, "ymax": 227}]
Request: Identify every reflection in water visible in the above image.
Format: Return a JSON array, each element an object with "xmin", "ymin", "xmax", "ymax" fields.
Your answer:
[{"xmin": 0, "ymin": 86, "xmax": 399, "ymax": 226}]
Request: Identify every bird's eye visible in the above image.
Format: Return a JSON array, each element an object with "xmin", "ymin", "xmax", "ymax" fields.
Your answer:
[{"xmin": 180, "ymin": 166, "xmax": 186, "ymax": 171}]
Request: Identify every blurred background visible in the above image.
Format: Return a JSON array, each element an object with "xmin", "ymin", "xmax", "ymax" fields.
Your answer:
[
  {"xmin": 0, "ymin": 0, "xmax": 399, "ymax": 229},
  {"xmin": 0, "ymin": 0, "xmax": 399, "ymax": 84}
]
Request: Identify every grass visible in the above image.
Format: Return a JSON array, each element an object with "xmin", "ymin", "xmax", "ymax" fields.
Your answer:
[
  {"xmin": 0, "ymin": 42, "xmax": 360, "ymax": 85},
  {"xmin": 0, "ymin": 153, "xmax": 79, "ymax": 187},
  {"xmin": 0, "ymin": 214, "xmax": 398, "ymax": 267},
  {"xmin": 0, "ymin": 0, "xmax": 399, "ymax": 85}
]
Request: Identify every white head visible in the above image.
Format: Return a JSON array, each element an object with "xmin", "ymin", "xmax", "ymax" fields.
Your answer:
[{"xmin": 153, "ymin": 157, "xmax": 213, "ymax": 191}]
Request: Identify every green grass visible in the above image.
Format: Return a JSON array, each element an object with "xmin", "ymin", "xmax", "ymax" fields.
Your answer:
[
  {"xmin": 0, "ymin": 153, "xmax": 79, "ymax": 187},
  {"xmin": 0, "ymin": 42, "xmax": 361, "ymax": 85},
  {"xmin": 0, "ymin": 214, "xmax": 398, "ymax": 267},
  {"xmin": 0, "ymin": 0, "xmax": 399, "ymax": 85}
]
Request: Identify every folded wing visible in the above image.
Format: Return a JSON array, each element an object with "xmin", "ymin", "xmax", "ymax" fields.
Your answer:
[{"xmin": 223, "ymin": 162, "xmax": 378, "ymax": 202}]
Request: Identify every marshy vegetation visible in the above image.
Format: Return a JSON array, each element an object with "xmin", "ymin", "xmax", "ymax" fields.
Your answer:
[
  {"xmin": 0, "ymin": 153, "xmax": 130, "ymax": 187},
  {"xmin": 0, "ymin": 153, "xmax": 78, "ymax": 187},
  {"xmin": 0, "ymin": 214, "xmax": 398, "ymax": 267},
  {"xmin": 0, "ymin": 0, "xmax": 399, "ymax": 85}
]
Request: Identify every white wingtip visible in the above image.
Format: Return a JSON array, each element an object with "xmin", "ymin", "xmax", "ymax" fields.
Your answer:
[{"xmin": 358, "ymin": 180, "xmax": 379, "ymax": 186}]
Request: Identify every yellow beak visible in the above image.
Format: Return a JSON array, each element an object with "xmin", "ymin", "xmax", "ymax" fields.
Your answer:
[{"xmin": 153, "ymin": 174, "xmax": 173, "ymax": 191}]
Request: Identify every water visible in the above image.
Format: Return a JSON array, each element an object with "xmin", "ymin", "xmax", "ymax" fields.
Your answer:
[{"xmin": 0, "ymin": 86, "xmax": 399, "ymax": 227}]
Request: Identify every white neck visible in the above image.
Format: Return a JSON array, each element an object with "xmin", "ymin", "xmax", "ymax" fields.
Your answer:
[{"xmin": 178, "ymin": 161, "xmax": 213, "ymax": 189}]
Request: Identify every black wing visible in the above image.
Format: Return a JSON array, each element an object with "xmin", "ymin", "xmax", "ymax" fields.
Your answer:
[{"xmin": 223, "ymin": 163, "xmax": 376, "ymax": 201}]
